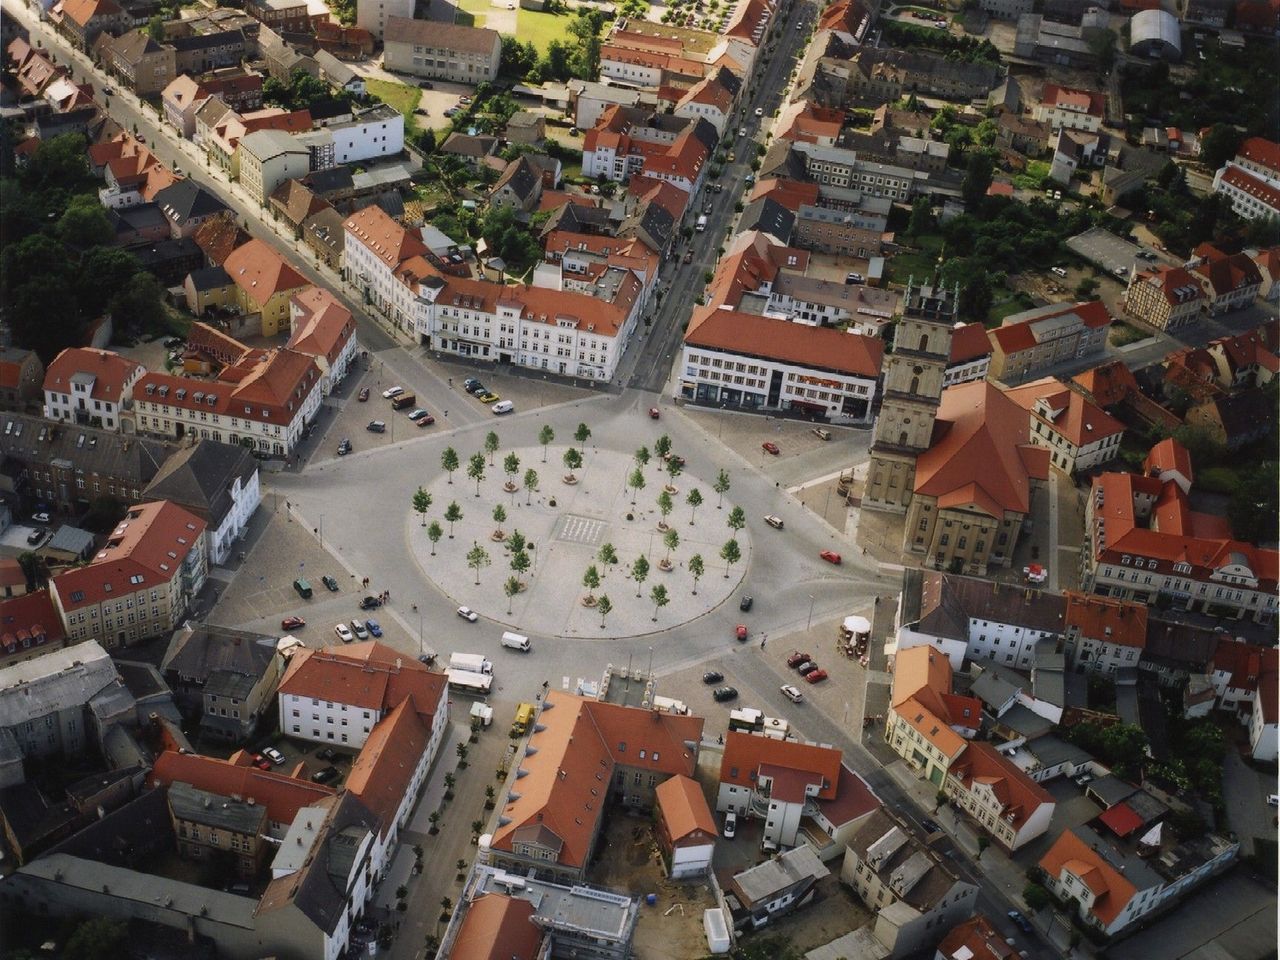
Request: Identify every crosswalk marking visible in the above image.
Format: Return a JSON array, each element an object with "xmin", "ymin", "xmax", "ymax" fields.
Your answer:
[{"xmin": 558, "ymin": 515, "xmax": 606, "ymax": 545}]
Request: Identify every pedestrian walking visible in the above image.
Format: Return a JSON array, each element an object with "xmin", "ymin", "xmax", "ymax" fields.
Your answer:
[{"xmin": 760, "ymin": 634, "xmax": 768, "ymax": 649}]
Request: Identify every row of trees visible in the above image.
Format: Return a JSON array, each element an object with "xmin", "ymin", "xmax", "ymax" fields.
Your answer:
[{"xmin": 497, "ymin": 9, "xmax": 607, "ymax": 84}]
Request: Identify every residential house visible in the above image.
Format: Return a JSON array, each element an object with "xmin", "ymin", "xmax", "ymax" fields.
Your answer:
[
  {"xmin": 236, "ymin": 128, "xmax": 311, "ymax": 205},
  {"xmin": 142, "ymin": 440, "xmax": 261, "ymax": 565},
  {"xmin": 314, "ymin": 21, "xmax": 375, "ymax": 61},
  {"xmin": 1080, "ymin": 440, "xmax": 1279, "ymax": 623},
  {"xmin": 1124, "ymin": 265, "xmax": 1205, "ymax": 331},
  {"xmin": 488, "ymin": 154, "xmax": 544, "ymax": 213},
  {"xmin": 942, "ymin": 742, "xmax": 1055, "ymax": 850},
  {"xmin": 726, "ymin": 846, "xmax": 829, "ymax": 932},
  {"xmin": 567, "ymin": 78, "xmax": 653, "ymax": 130},
  {"xmin": 153, "ymin": 178, "xmax": 229, "ymax": 237},
  {"xmin": 160, "ymin": 623, "xmax": 283, "ymax": 740},
  {"xmin": 1209, "ymin": 638, "xmax": 1276, "ymax": 716},
  {"xmin": 269, "ymin": 178, "xmax": 331, "ymax": 236},
  {"xmin": 1003, "ymin": 377, "xmax": 1125, "ymax": 473},
  {"xmin": 287, "ymin": 286, "xmax": 359, "ymax": 395},
  {"xmin": 0, "ymin": 591, "xmax": 71, "ymax": 669},
  {"xmin": 0, "ymin": 349, "xmax": 45, "ymax": 411},
  {"xmin": 50, "ymin": 500, "xmax": 208, "ymax": 649},
  {"xmin": 488, "ymin": 692, "xmax": 704, "ymax": 883},
  {"xmin": 1188, "ymin": 243, "xmax": 1263, "ymax": 314},
  {"xmin": 841, "ymin": 809, "xmax": 980, "ymax": 959},
  {"xmin": 439, "ymin": 132, "xmax": 499, "ymax": 169},
  {"xmin": 716, "ymin": 733, "xmax": 843, "ymax": 849},
  {"xmin": 42, "ymin": 348, "xmax": 143, "ymax": 433},
  {"xmin": 673, "ymin": 66, "xmax": 742, "ymax": 137},
  {"xmin": 1033, "ymin": 84, "xmax": 1105, "ymax": 132},
  {"xmin": 0, "ymin": 560, "xmax": 29, "ymax": 601},
  {"xmin": 167, "ymin": 780, "xmax": 271, "ymax": 876},
  {"xmin": 382, "ymin": 18, "xmax": 502, "ymax": 82},
  {"xmin": 885, "ymin": 644, "xmax": 981, "ymax": 786},
  {"xmin": 1212, "ymin": 137, "xmax": 1280, "ymax": 221},
  {"xmin": 1063, "ymin": 591, "xmax": 1148, "ymax": 674},
  {"xmin": 303, "ymin": 206, "xmax": 346, "ymax": 269},
  {"xmin": 1185, "ymin": 390, "xmax": 1273, "ymax": 449},
  {"xmin": 1248, "ymin": 656, "xmax": 1277, "ymax": 761},
  {"xmin": 169, "ymin": 28, "xmax": 247, "ymax": 75},
  {"xmin": 944, "ymin": 323, "xmax": 993, "ymax": 387},
  {"xmin": 505, "ymin": 110, "xmax": 544, "ymax": 146},
  {"xmin": 325, "ymin": 103, "xmax": 404, "ymax": 165},
  {"xmin": 935, "ymin": 916, "xmax": 1018, "ymax": 960},
  {"xmin": 314, "ymin": 49, "xmax": 365, "ymax": 96},
  {"xmin": 223, "ymin": 238, "xmax": 311, "ymax": 336},
  {"xmin": 55, "ymin": 0, "xmax": 130, "ymax": 50},
  {"xmin": 1039, "ymin": 824, "xmax": 1237, "ymax": 936},
  {"xmin": 192, "ymin": 211, "xmax": 251, "ymax": 267},
  {"xmin": 988, "ymin": 300, "xmax": 1112, "ymax": 384},
  {"xmin": 654, "ymin": 774, "xmax": 717, "ymax": 878},
  {"xmin": 98, "ymin": 28, "xmax": 175, "ymax": 96}
]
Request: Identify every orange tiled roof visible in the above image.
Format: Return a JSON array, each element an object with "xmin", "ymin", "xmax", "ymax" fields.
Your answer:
[
  {"xmin": 136, "ymin": 347, "xmax": 321, "ymax": 428},
  {"xmin": 655, "ymin": 773, "xmax": 717, "ymax": 842},
  {"xmin": 936, "ymin": 915, "xmax": 1017, "ymax": 960},
  {"xmin": 1002, "ymin": 377, "xmax": 1125, "ymax": 448},
  {"xmin": 719, "ymin": 731, "xmax": 841, "ymax": 800},
  {"xmin": 686, "ymin": 305, "xmax": 883, "ymax": 378},
  {"xmin": 223, "ymin": 239, "xmax": 310, "ymax": 307},
  {"xmin": 149, "ymin": 750, "xmax": 336, "ymax": 826},
  {"xmin": 1039, "ymin": 830, "xmax": 1136, "ymax": 927},
  {"xmin": 1143, "ymin": 437, "xmax": 1193, "ymax": 486},
  {"xmin": 451, "ymin": 893, "xmax": 541, "ymax": 960},
  {"xmin": 278, "ymin": 641, "xmax": 447, "ymax": 727},
  {"xmin": 1064, "ymin": 592, "xmax": 1147, "ymax": 649},
  {"xmin": 344, "ymin": 204, "xmax": 427, "ymax": 271},
  {"xmin": 288, "ymin": 287, "xmax": 355, "ymax": 365},
  {"xmin": 61, "ymin": 0, "xmax": 123, "ymax": 28},
  {"xmin": 43, "ymin": 347, "xmax": 142, "ymax": 405},
  {"xmin": 947, "ymin": 741, "xmax": 1054, "ymax": 831},
  {"xmin": 344, "ymin": 698, "xmax": 430, "ymax": 833}
]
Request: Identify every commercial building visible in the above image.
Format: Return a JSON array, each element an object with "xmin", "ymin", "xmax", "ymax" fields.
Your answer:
[
  {"xmin": 988, "ymin": 300, "xmax": 1112, "ymax": 384},
  {"xmin": 42, "ymin": 348, "xmax": 144, "ymax": 433},
  {"xmin": 1124, "ymin": 265, "xmax": 1205, "ymax": 331},
  {"xmin": 1003, "ymin": 377, "xmax": 1125, "ymax": 474},
  {"xmin": 382, "ymin": 18, "xmax": 502, "ymax": 83}
]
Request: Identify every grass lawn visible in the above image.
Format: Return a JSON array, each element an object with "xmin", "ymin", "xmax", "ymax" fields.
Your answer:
[
  {"xmin": 886, "ymin": 233, "xmax": 944, "ymax": 284},
  {"xmin": 987, "ymin": 293, "xmax": 1033, "ymax": 327},
  {"xmin": 518, "ymin": 8, "xmax": 575, "ymax": 53},
  {"xmin": 1109, "ymin": 321, "xmax": 1151, "ymax": 347},
  {"xmin": 365, "ymin": 77, "xmax": 419, "ymax": 118}
]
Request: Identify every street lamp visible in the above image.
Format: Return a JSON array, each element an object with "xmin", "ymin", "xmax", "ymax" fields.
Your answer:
[{"xmin": 807, "ymin": 594, "xmax": 815, "ymax": 631}]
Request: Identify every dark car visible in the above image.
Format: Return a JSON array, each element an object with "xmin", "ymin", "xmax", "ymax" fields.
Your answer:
[
  {"xmin": 1007, "ymin": 910, "xmax": 1033, "ymax": 934},
  {"xmin": 702, "ymin": 671, "xmax": 724, "ymax": 684},
  {"xmin": 739, "ymin": 595, "xmax": 753, "ymax": 612},
  {"xmin": 358, "ymin": 387, "xmax": 370, "ymax": 402},
  {"xmin": 310, "ymin": 765, "xmax": 341, "ymax": 784},
  {"xmin": 337, "ymin": 438, "xmax": 352, "ymax": 456},
  {"xmin": 366, "ymin": 420, "xmax": 386, "ymax": 433},
  {"xmin": 712, "ymin": 686, "xmax": 738, "ymax": 702},
  {"xmin": 796, "ymin": 660, "xmax": 818, "ymax": 675},
  {"xmin": 316, "ymin": 747, "xmax": 339, "ymax": 762},
  {"xmin": 463, "ymin": 378, "xmax": 484, "ymax": 394},
  {"xmin": 920, "ymin": 818, "xmax": 941, "ymax": 835},
  {"xmin": 787, "ymin": 651, "xmax": 813, "ymax": 668},
  {"xmin": 359, "ymin": 595, "xmax": 382, "ymax": 610},
  {"xmin": 321, "ymin": 575, "xmax": 339, "ymax": 592}
]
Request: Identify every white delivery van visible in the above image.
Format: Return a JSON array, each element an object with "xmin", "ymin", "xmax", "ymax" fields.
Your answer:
[
  {"xmin": 696, "ymin": 214, "xmax": 707, "ymax": 232},
  {"xmin": 449, "ymin": 652, "xmax": 494, "ymax": 675},
  {"xmin": 501, "ymin": 631, "xmax": 531, "ymax": 651}
]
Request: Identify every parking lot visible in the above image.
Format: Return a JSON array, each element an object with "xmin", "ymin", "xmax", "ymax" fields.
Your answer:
[{"xmin": 1067, "ymin": 226, "xmax": 1160, "ymax": 279}]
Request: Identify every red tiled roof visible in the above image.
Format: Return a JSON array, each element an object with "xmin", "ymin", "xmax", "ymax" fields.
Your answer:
[
  {"xmin": 149, "ymin": 750, "xmax": 336, "ymax": 826},
  {"xmin": 61, "ymin": 0, "xmax": 123, "ymax": 28},
  {"xmin": 345, "ymin": 699, "xmax": 430, "ymax": 834},
  {"xmin": 819, "ymin": 763, "xmax": 881, "ymax": 826},
  {"xmin": 450, "ymin": 894, "xmax": 541, "ymax": 960},
  {"xmin": 1219, "ymin": 165, "xmax": 1280, "ymax": 212},
  {"xmin": 1040, "ymin": 830, "xmax": 1137, "ymax": 927},
  {"xmin": 915, "ymin": 381, "xmax": 1049, "ymax": 518},
  {"xmin": 720, "ymin": 731, "xmax": 841, "ymax": 800},
  {"xmin": 43, "ymin": 348, "xmax": 142, "ymax": 405},
  {"xmin": 1002, "ymin": 377, "xmax": 1125, "ymax": 448},
  {"xmin": 937, "ymin": 915, "xmax": 1017, "ymax": 960},
  {"xmin": 1041, "ymin": 83, "xmax": 1104, "ymax": 117},
  {"xmin": 52, "ymin": 501, "xmax": 206, "ymax": 611},
  {"xmin": 1143, "ymin": 437, "xmax": 1193, "ymax": 486},
  {"xmin": 1238, "ymin": 136, "xmax": 1280, "ymax": 174},
  {"xmin": 0, "ymin": 590, "xmax": 66, "ymax": 659},
  {"xmin": 1098, "ymin": 801, "xmax": 1144, "ymax": 837},
  {"xmin": 947, "ymin": 741, "xmax": 1054, "ymax": 833},
  {"xmin": 137, "ymin": 346, "xmax": 321, "ymax": 428},
  {"xmin": 685, "ymin": 305, "xmax": 883, "ymax": 378},
  {"xmin": 948, "ymin": 322, "xmax": 993, "ymax": 364},
  {"xmin": 991, "ymin": 301, "xmax": 1111, "ymax": 356},
  {"xmin": 1072, "ymin": 360, "xmax": 1139, "ymax": 407},
  {"xmin": 1191, "ymin": 243, "xmax": 1265, "ymax": 296},
  {"xmin": 278, "ymin": 641, "xmax": 446, "ymax": 727},
  {"xmin": 655, "ymin": 773, "xmax": 717, "ymax": 842},
  {"xmin": 223, "ymin": 239, "xmax": 310, "ymax": 307},
  {"xmin": 288, "ymin": 287, "xmax": 355, "ymax": 365},
  {"xmin": 1064, "ymin": 592, "xmax": 1147, "ymax": 649}
]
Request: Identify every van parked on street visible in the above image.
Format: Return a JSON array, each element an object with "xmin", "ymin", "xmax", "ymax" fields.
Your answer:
[{"xmin": 501, "ymin": 631, "xmax": 531, "ymax": 651}]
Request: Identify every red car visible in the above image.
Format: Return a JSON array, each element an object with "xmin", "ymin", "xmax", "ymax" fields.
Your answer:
[
  {"xmin": 416, "ymin": 414, "xmax": 436, "ymax": 427},
  {"xmin": 281, "ymin": 616, "xmax": 306, "ymax": 630},
  {"xmin": 358, "ymin": 387, "xmax": 370, "ymax": 402},
  {"xmin": 804, "ymin": 668, "xmax": 829, "ymax": 684},
  {"xmin": 820, "ymin": 550, "xmax": 842, "ymax": 565},
  {"xmin": 735, "ymin": 624, "xmax": 748, "ymax": 641},
  {"xmin": 762, "ymin": 441, "xmax": 780, "ymax": 455},
  {"xmin": 251, "ymin": 754, "xmax": 272, "ymax": 770},
  {"xmin": 648, "ymin": 407, "xmax": 660, "ymax": 419},
  {"xmin": 787, "ymin": 651, "xmax": 812, "ymax": 668}
]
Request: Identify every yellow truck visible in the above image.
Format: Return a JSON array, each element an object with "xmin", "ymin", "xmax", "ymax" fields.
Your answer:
[{"xmin": 511, "ymin": 702, "xmax": 536, "ymax": 736}]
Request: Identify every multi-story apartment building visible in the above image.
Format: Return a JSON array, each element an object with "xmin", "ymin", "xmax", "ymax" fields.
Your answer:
[
  {"xmin": 673, "ymin": 66, "xmax": 741, "ymax": 137},
  {"xmin": 1188, "ymin": 243, "xmax": 1263, "ymax": 315},
  {"xmin": 942, "ymin": 742, "xmax": 1054, "ymax": 850},
  {"xmin": 98, "ymin": 28, "xmax": 176, "ymax": 97},
  {"xmin": 382, "ymin": 18, "xmax": 501, "ymax": 82},
  {"xmin": 1124, "ymin": 264, "xmax": 1204, "ymax": 331},
  {"xmin": 988, "ymin": 300, "xmax": 1112, "ymax": 384},
  {"xmin": 1212, "ymin": 136, "xmax": 1280, "ymax": 221},
  {"xmin": 716, "ymin": 733, "xmax": 842, "ymax": 848},
  {"xmin": 237, "ymin": 128, "xmax": 311, "ymax": 205},
  {"xmin": 42, "ymin": 347, "xmax": 144, "ymax": 432},
  {"xmin": 51, "ymin": 501, "xmax": 208, "ymax": 649},
  {"xmin": 287, "ymin": 287, "xmax": 359, "ymax": 396},
  {"xmin": 885, "ymin": 644, "xmax": 981, "ymax": 787},
  {"xmin": 54, "ymin": 0, "xmax": 130, "ymax": 50},
  {"xmin": 944, "ymin": 322, "xmax": 993, "ymax": 386},
  {"xmin": 1004, "ymin": 377, "xmax": 1125, "ymax": 474},
  {"xmin": 169, "ymin": 28, "xmax": 248, "ymax": 76},
  {"xmin": 581, "ymin": 106, "xmax": 716, "ymax": 196},
  {"xmin": 135, "ymin": 347, "xmax": 323, "ymax": 457},
  {"xmin": 161, "ymin": 623, "xmax": 283, "ymax": 741},
  {"xmin": 1032, "ymin": 83, "xmax": 1104, "ymax": 132},
  {"xmin": 0, "ymin": 348, "xmax": 46, "ymax": 411},
  {"xmin": 224, "ymin": 238, "xmax": 311, "ymax": 336},
  {"xmin": 168, "ymin": 781, "xmax": 271, "ymax": 876},
  {"xmin": 1080, "ymin": 439, "xmax": 1279, "ymax": 623},
  {"xmin": 841, "ymin": 809, "xmax": 980, "ymax": 959},
  {"xmin": 0, "ymin": 641, "xmax": 124, "ymax": 762},
  {"xmin": 792, "ymin": 141, "xmax": 917, "ymax": 200},
  {"xmin": 1062, "ymin": 591, "xmax": 1148, "ymax": 675},
  {"xmin": 320, "ymin": 104, "xmax": 405, "ymax": 166},
  {"xmin": 143, "ymin": 440, "xmax": 261, "ymax": 566}
]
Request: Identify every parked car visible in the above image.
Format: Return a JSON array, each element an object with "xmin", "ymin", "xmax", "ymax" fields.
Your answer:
[
  {"xmin": 337, "ymin": 437, "xmax": 353, "ymax": 456},
  {"xmin": 713, "ymin": 686, "xmax": 738, "ymax": 702},
  {"xmin": 281, "ymin": 616, "xmax": 306, "ymax": 630},
  {"xmin": 723, "ymin": 811, "xmax": 737, "ymax": 838},
  {"xmin": 804, "ymin": 668, "xmax": 828, "ymax": 684},
  {"xmin": 382, "ymin": 386, "xmax": 404, "ymax": 399},
  {"xmin": 261, "ymin": 747, "xmax": 285, "ymax": 766},
  {"xmin": 311, "ymin": 765, "xmax": 341, "ymax": 784},
  {"xmin": 349, "ymin": 620, "xmax": 369, "ymax": 640},
  {"xmin": 32, "ymin": 512, "xmax": 50, "ymax": 524},
  {"xmin": 920, "ymin": 818, "xmax": 940, "ymax": 834},
  {"xmin": 316, "ymin": 747, "xmax": 339, "ymax": 762},
  {"xmin": 811, "ymin": 427, "xmax": 832, "ymax": 441},
  {"xmin": 754, "ymin": 106, "xmax": 764, "ymax": 116},
  {"xmin": 408, "ymin": 408, "xmax": 432, "ymax": 422},
  {"xmin": 780, "ymin": 684, "xmax": 804, "ymax": 703},
  {"xmin": 739, "ymin": 595, "xmax": 753, "ymax": 612},
  {"xmin": 764, "ymin": 515, "xmax": 784, "ymax": 529},
  {"xmin": 365, "ymin": 619, "xmax": 382, "ymax": 637},
  {"xmin": 1007, "ymin": 910, "xmax": 1033, "ymax": 934},
  {"xmin": 26, "ymin": 529, "xmax": 44, "ymax": 546},
  {"xmin": 418, "ymin": 80, "xmax": 433, "ymax": 89},
  {"xmin": 819, "ymin": 550, "xmax": 842, "ymax": 565},
  {"xmin": 367, "ymin": 420, "xmax": 387, "ymax": 433},
  {"xmin": 251, "ymin": 754, "xmax": 272, "ymax": 770},
  {"xmin": 358, "ymin": 388, "xmax": 369, "ymax": 401},
  {"xmin": 335, "ymin": 623, "xmax": 355, "ymax": 642},
  {"xmin": 322, "ymin": 575, "xmax": 339, "ymax": 591},
  {"xmin": 477, "ymin": 391, "xmax": 501, "ymax": 404},
  {"xmin": 457, "ymin": 605, "xmax": 479, "ymax": 622},
  {"xmin": 735, "ymin": 624, "xmax": 748, "ymax": 641},
  {"xmin": 796, "ymin": 660, "xmax": 818, "ymax": 675},
  {"xmin": 739, "ymin": 126, "xmax": 748, "ymax": 137},
  {"xmin": 463, "ymin": 378, "xmax": 483, "ymax": 394},
  {"xmin": 648, "ymin": 407, "xmax": 660, "ymax": 419},
  {"xmin": 787, "ymin": 651, "xmax": 813, "ymax": 668},
  {"xmin": 416, "ymin": 412, "xmax": 436, "ymax": 427},
  {"xmin": 702, "ymin": 671, "xmax": 724, "ymax": 684},
  {"xmin": 762, "ymin": 441, "xmax": 780, "ymax": 455},
  {"xmin": 491, "ymin": 400, "xmax": 514, "ymax": 415},
  {"xmin": 359, "ymin": 595, "xmax": 382, "ymax": 610}
]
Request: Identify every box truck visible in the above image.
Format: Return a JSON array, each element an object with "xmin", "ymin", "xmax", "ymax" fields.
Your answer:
[
  {"xmin": 696, "ymin": 215, "xmax": 707, "ymax": 232},
  {"xmin": 447, "ymin": 668, "xmax": 493, "ymax": 694},
  {"xmin": 449, "ymin": 652, "xmax": 494, "ymax": 675},
  {"xmin": 501, "ymin": 631, "xmax": 531, "ymax": 651}
]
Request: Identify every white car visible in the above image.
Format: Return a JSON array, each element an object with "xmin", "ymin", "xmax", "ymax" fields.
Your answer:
[
  {"xmin": 32, "ymin": 512, "xmax": 50, "ymax": 524},
  {"xmin": 723, "ymin": 811, "xmax": 737, "ymax": 839},
  {"xmin": 754, "ymin": 107, "xmax": 764, "ymax": 117},
  {"xmin": 764, "ymin": 515, "xmax": 784, "ymax": 529},
  {"xmin": 780, "ymin": 684, "xmax": 804, "ymax": 703},
  {"xmin": 334, "ymin": 623, "xmax": 355, "ymax": 642},
  {"xmin": 738, "ymin": 126, "xmax": 747, "ymax": 137},
  {"xmin": 491, "ymin": 400, "xmax": 514, "ymax": 415},
  {"xmin": 382, "ymin": 386, "xmax": 404, "ymax": 399},
  {"xmin": 261, "ymin": 746, "xmax": 286, "ymax": 765},
  {"xmin": 350, "ymin": 619, "xmax": 369, "ymax": 639},
  {"xmin": 457, "ymin": 606, "xmax": 479, "ymax": 622}
]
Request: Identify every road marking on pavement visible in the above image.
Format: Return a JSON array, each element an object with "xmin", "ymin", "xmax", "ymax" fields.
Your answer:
[
  {"xmin": 557, "ymin": 515, "xmax": 607, "ymax": 545},
  {"xmin": 562, "ymin": 675, "xmax": 570, "ymax": 689}
]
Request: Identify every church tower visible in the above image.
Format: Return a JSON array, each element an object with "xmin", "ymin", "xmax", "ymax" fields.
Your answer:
[{"xmin": 862, "ymin": 278, "xmax": 957, "ymax": 513}]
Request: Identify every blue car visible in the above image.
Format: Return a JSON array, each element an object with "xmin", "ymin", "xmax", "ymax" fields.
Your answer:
[{"xmin": 365, "ymin": 619, "xmax": 382, "ymax": 638}]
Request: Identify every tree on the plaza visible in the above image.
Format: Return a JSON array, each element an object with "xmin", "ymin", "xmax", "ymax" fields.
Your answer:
[
  {"xmin": 444, "ymin": 502, "xmax": 463, "ymax": 538},
  {"xmin": 662, "ymin": 527, "xmax": 679, "ymax": 564},
  {"xmin": 654, "ymin": 434, "xmax": 672, "ymax": 460},
  {"xmin": 412, "ymin": 486, "xmax": 432, "ymax": 525},
  {"xmin": 629, "ymin": 468, "xmax": 645, "ymax": 505},
  {"xmin": 720, "ymin": 538, "xmax": 741, "ymax": 578},
  {"xmin": 666, "ymin": 457, "xmax": 682, "ymax": 485},
  {"xmin": 484, "ymin": 430, "xmax": 500, "ymax": 466},
  {"xmin": 574, "ymin": 422, "xmax": 591, "ymax": 454},
  {"xmin": 688, "ymin": 554, "xmax": 705, "ymax": 594},
  {"xmin": 631, "ymin": 555, "xmax": 650, "ymax": 597},
  {"xmin": 597, "ymin": 593, "xmax": 612, "ymax": 629},
  {"xmin": 597, "ymin": 542, "xmax": 618, "ymax": 580},
  {"xmin": 504, "ymin": 576, "xmax": 521, "ymax": 614},
  {"xmin": 657, "ymin": 490, "xmax": 673, "ymax": 525},
  {"xmin": 442, "ymin": 447, "xmax": 460, "ymax": 484},
  {"xmin": 467, "ymin": 452, "xmax": 486, "ymax": 497},
  {"xmin": 634, "ymin": 445, "xmax": 651, "ymax": 472},
  {"xmin": 492, "ymin": 504, "xmax": 507, "ymax": 537},
  {"xmin": 427, "ymin": 520, "xmax": 443, "ymax": 555},
  {"xmin": 503, "ymin": 453, "xmax": 521, "ymax": 502},
  {"xmin": 466, "ymin": 543, "xmax": 491, "ymax": 585},
  {"xmin": 650, "ymin": 583, "xmax": 669, "ymax": 622},
  {"xmin": 523, "ymin": 467, "xmax": 539, "ymax": 504},
  {"xmin": 726, "ymin": 505, "xmax": 746, "ymax": 535},
  {"xmin": 713, "ymin": 469, "xmax": 730, "ymax": 509},
  {"xmin": 563, "ymin": 447, "xmax": 583, "ymax": 478},
  {"xmin": 582, "ymin": 564, "xmax": 601, "ymax": 603},
  {"xmin": 686, "ymin": 488, "xmax": 703, "ymax": 525},
  {"xmin": 508, "ymin": 529, "xmax": 526, "ymax": 555},
  {"xmin": 510, "ymin": 548, "xmax": 531, "ymax": 584},
  {"xmin": 538, "ymin": 424, "xmax": 554, "ymax": 462}
]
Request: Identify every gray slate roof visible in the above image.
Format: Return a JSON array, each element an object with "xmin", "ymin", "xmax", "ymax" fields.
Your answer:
[
  {"xmin": 0, "ymin": 641, "xmax": 118, "ymax": 729},
  {"xmin": 733, "ymin": 844, "xmax": 828, "ymax": 904},
  {"xmin": 153, "ymin": 179, "xmax": 229, "ymax": 224},
  {"xmin": 44, "ymin": 525, "xmax": 94, "ymax": 557},
  {"xmin": 161, "ymin": 623, "xmax": 278, "ymax": 686},
  {"xmin": 0, "ymin": 413, "xmax": 176, "ymax": 488},
  {"xmin": 143, "ymin": 439, "xmax": 257, "ymax": 529}
]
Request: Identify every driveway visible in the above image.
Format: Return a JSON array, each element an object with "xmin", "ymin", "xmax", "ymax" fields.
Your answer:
[{"xmin": 1221, "ymin": 748, "xmax": 1277, "ymax": 857}]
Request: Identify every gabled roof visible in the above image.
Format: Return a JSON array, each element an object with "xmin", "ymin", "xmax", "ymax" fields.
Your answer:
[
  {"xmin": 270, "ymin": 178, "xmax": 330, "ymax": 225},
  {"xmin": 149, "ymin": 749, "xmax": 336, "ymax": 825},
  {"xmin": 655, "ymin": 773, "xmax": 717, "ymax": 842},
  {"xmin": 223, "ymin": 238, "xmax": 310, "ymax": 306},
  {"xmin": 193, "ymin": 211, "xmax": 251, "ymax": 266},
  {"xmin": 720, "ymin": 731, "xmax": 842, "ymax": 800},
  {"xmin": 1040, "ymin": 83, "xmax": 1105, "ymax": 117},
  {"xmin": 43, "ymin": 348, "xmax": 142, "ymax": 405},
  {"xmin": 1039, "ymin": 829, "xmax": 1137, "ymax": 926},
  {"xmin": 1064, "ymin": 592, "xmax": 1147, "ymax": 649},
  {"xmin": 948, "ymin": 322, "xmax": 993, "ymax": 365},
  {"xmin": 1143, "ymin": 437, "xmax": 1193, "ymax": 488},
  {"xmin": 937, "ymin": 915, "xmax": 1017, "ymax": 960},
  {"xmin": 685, "ymin": 305, "xmax": 883, "ymax": 378},
  {"xmin": 915, "ymin": 381, "xmax": 1049, "ymax": 518},
  {"xmin": 1238, "ymin": 136, "xmax": 1280, "ymax": 175},
  {"xmin": 1002, "ymin": 377, "xmax": 1125, "ymax": 448},
  {"xmin": 0, "ymin": 591, "xmax": 67, "ymax": 662},
  {"xmin": 343, "ymin": 204, "xmax": 427, "ymax": 270},
  {"xmin": 991, "ymin": 300, "xmax": 1112, "ymax": 355},
  {"xmin": 288, "ymin": 287, "xmax": 354, "ymax": 362},
  {"xmin": 143, "ymin": 440, "xmax": 259, "ymax": 529},
  {"xmin": 278, "ymin": 641, "xmax": 446, "ymax": 727},
  {"xmin": 947, "ymin": 741, "xmax": 1054, "ymax": 832},
  {"xmin": 61, "ymin": 0, "xmax": 123, "ymax": 28},
  {"xmin": 451, "ymin": 893, "xmax": 542, "ymax": 960},
  {"xmin": 344, "ymin": 698, "xmax": 430, "ymax": 834},
  {"xmin": 1072, "ymin": 360, "xmax": 1140, "ymax": 407},
  {"xmin": 153, "ymin": 179, "xmax": 228, "ymax": 225},
  {"xmin": 161, "ymin": 622, "xmax": 277, "ymax": 684}
]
